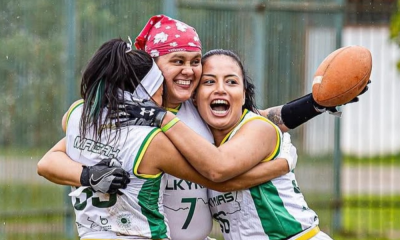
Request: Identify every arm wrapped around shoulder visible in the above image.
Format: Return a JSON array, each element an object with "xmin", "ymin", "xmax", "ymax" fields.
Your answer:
[{"xmin": 112, "ymin": 99, "xmax": 167, "ymax": 128}]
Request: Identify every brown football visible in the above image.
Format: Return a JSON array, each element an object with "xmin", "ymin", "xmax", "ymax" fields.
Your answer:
[{"xmin": 312, "ymin": 45, "xmax": 372, "ymax": 107}]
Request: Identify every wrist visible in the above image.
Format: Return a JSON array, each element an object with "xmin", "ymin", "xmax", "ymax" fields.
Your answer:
[
  {"xmin": 80, "ymin": 166, "xmax": 90, "ymax": 186},
  {"xmin": 161, "ymin": 117, "xmax": 180, "ymax": 132},
  {"xmin": 161, "ymin": 112, "xmax": 176, "ymax": 128},
  {"xmin": 281, "ymin": 93, "xmax": 322, "ymax": 129}
]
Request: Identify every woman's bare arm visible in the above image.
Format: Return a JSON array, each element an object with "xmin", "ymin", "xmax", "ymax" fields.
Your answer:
[
  {"xmin": 258, "ymin": 106, "xmax": 290, "ymax": 133},
  {"xmin": 143, "ymin": 132, "xmax": 287, "ymax": 192},
  {"xmin": 37, "ymin": 138, "xmax": 82, "ymax": 186},
  {"xmin": 37, "ymin": 131, "xmax": 289, "ymax": 192},
  {"xmin": 161, "ymin": 113, "xmax": 279, "ymax": 182}
]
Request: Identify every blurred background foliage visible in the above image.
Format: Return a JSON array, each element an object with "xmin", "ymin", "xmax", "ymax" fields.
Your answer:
[
  {"xmin": 0, "ymin": 0, "xmax": 399, "ymax": 150},
  {"xmin": 390, "ymin": 0, "xmax": 400, "ymax": 69}
]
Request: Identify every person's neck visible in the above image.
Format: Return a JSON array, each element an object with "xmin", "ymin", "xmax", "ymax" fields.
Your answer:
[
  {"xmin": 210, "ymin": 127, "xmax": 233, "ymax": 147},
  {"xmin": 166, "ymin": 103, "xmax": 180, "ymax": 109},
  {"xmin": 210, "ymin": 114, "xmax": 243, "ymax": 146}
]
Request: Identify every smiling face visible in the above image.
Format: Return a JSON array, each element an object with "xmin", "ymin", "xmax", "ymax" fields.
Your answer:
[
  {"xmin": 195, "ymin": 55, "xmax": 246, "ymax": 135},
  {"xmin": 155, "ymin": 51, "xmax": 202, "ymax": 108}
]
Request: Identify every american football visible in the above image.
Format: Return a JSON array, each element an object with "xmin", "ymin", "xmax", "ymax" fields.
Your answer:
[{"xmin": 312, "ymin": 45, "xmax": 372, "ymax": 107}]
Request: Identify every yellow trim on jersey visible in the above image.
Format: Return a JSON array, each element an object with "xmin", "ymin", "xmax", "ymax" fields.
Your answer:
[
  {"xmin": 133, "ymin": 128, "xmax": 163, "ymax": 179},
  {"xmin": 220, "ymin": 109, "xmax": 249, "ymax": 145},
  {"xmin": 220, "ymin": 109, "xmax": 281, "ymax": 162},
  {"xmin": 166, "ymin": 103, "xmax": 182, "ymax": 115},
  {"xmin": 65, "ymin": 99, "xmax": 84, "ymax": 130},
  {"xmin": 293, "ymin": 226, "xmax": 320, "ymax": 240}
]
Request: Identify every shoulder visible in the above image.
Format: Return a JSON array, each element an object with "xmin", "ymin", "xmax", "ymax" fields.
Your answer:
[
  {"xmin": 238, "ymin": 112, "xmax": 281, "ymax": 142},
  {"xmin": 241, "ymin": 116, "xmax": 278, "ymax": 136},
  {"xmin": 62, "ymin": 99, "xmax": 84, "ymax": 132},
  {"xmin": 141, "ymin": 131, "xmax": 179, "ymax": 171}
]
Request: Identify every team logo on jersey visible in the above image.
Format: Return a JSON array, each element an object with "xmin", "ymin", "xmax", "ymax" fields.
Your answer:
[
  {"xmin": 100, "ymin": 216, "xmax": 108, "ymax": 225},
  {"xmin": 140, "ymin": 108, "xmax": 155, "ymax": 116},
  {"xmin": 117, "ymin": 214, "xmax": 133, "ymax": 230},
  {"xmin": 87, "ymin": 217, "xmax": 107, "ymax": 231}
]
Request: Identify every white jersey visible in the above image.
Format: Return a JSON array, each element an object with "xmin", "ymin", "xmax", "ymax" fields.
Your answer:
[
  {"xmin": 208, "ymin": 110, "xmax": 319, "ymax": 240},
  {"xmin": 66, "ymin": 100, "xmax": 169, "ymax": 239},
  {"xmin": 164, "ymin": 99, "xmax": 214, "ymax": 240}
]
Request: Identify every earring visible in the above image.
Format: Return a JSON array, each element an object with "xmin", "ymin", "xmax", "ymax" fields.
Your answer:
[{"xmin": 243, "ymin": 95, "xmax": 246, "ymax": 105}]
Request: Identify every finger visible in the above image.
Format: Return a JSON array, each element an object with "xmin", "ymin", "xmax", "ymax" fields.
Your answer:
[
  {"xmin": 112, "ymin": 176, "xmax": 130, "ymax": 187},
  {"xmin": 109, "ymin": 183, "xmax": 125, "ymax": 192},
  {"xmin": 108, "ymin": 158, "xmax": 122, "ymax": 167},
  {"xmin": 113, "ymin": 170, "xmax": 131, "ymax": 182},
  {"xmin": 112, "ymin": 168, "xmax": 127, "ymax": 177},
  {"xmin": 358, "ymin": 85, "xmax": 369, "ymax": 96},
  {"xmin": 97, "ymin": 158, "xmax": 111, "ymax": 166},
  {"xmin": 348, "ymin": 96, "xmax": 359, "ymax": 104},
  {"xmin": 111, "ymin": 176, "xmax": 126, "ymax": 184},
  {"xmin": 123, "ymin": 172, "xmax": 131, "ymax": 184}
]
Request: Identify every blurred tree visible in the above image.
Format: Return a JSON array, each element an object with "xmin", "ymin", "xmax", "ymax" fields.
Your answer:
[
  {"xmin": 0, "ymin": 0, "xmax": 161, "ymax": 150},
  {"xmin": 390, "ymin": 0, "xmax": 400, "ymax": 70},
  {"xmin": 0, "ymin": 0, "xmax": 65, "ymax": 148}
]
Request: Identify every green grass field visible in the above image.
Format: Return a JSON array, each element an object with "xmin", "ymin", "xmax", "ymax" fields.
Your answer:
[{"xmin": 0, "ymin": 184, "xmax": 76, "ymax": 240}]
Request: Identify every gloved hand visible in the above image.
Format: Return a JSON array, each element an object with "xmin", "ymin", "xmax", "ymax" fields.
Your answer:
[
  {"xmin": 313, "ymin": 79, "xmax": 371, "ymax": 114},
  {"xmin": 80, "ymin": 158, "xmax": 130, "ymax": 194},
  {"xmin": 113, "ymin": 98, "xmax": 167, "ymax": 128},
  {"xmin": 277, "ymin": 133, "xmax": 298, "ymax": 172}
]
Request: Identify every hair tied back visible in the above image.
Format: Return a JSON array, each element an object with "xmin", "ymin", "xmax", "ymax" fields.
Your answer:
[{"xmin": 125, "ymin": 36, "xmax": 133, "ymax": 53}]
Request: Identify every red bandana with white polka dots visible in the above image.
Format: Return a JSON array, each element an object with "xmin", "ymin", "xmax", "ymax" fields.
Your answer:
[{"xmin": 135, "ymin": 15, "xmax": 202, "ymax": 57}]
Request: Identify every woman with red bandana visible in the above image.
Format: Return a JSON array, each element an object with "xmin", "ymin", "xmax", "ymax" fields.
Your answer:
[
  {"xmin": 40, "ymin": 37, "xmax": 295, "ymax": 240},
  {"xmin": 38, "ymin": 15, "xmax": 366, "ymax": 240},
  {"xmin": 38, "ymin": 15, "xmax": 296, "ymax": 240}
]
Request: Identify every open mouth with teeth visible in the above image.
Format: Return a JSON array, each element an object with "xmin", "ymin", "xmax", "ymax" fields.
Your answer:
[
  {"xmin": 210, "ymin": 99, "xmax": 230, "ymax": 115},
  {"xmin": 175, "ymin": 80, "xmax": 191, "ymax": 87}
]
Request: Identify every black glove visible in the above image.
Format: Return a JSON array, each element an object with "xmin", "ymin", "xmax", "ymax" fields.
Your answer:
[
  {"xmin": 313, "ymin": 79, "xmax": 371, "ymax": 113},
  {"xmin": 80, "ymin": 158, "xmax": 130, "ymax": 194},
  {"xmin": 113, "ymin": 99, "xmax": 167, "ymax": 128},
  {"xmin": 281, "ymin": 80, "xmax": 371, "ymax": 129}
]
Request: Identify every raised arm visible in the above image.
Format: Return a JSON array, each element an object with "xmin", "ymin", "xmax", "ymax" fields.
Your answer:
[
  {"xmin": 260, "ymin": 87, "xmax": 370, "ymax": 132},
  {"xmin": 258, "ymin": 94, "xmax": 324, "ymax": 133}
]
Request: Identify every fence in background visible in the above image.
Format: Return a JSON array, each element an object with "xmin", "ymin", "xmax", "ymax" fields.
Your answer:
[{"xmin": 0, "ymin": 0, "xmax": 399, "ymax": 239}]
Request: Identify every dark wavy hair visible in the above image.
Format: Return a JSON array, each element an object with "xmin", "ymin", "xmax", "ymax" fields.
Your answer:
[
  {"xmin": 79, "ymin": 38, "xmax": 153, "ymax": 141},
  {"xmin": 201, "ymin": 49, "xmax": 258, "ymax": 113}
]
